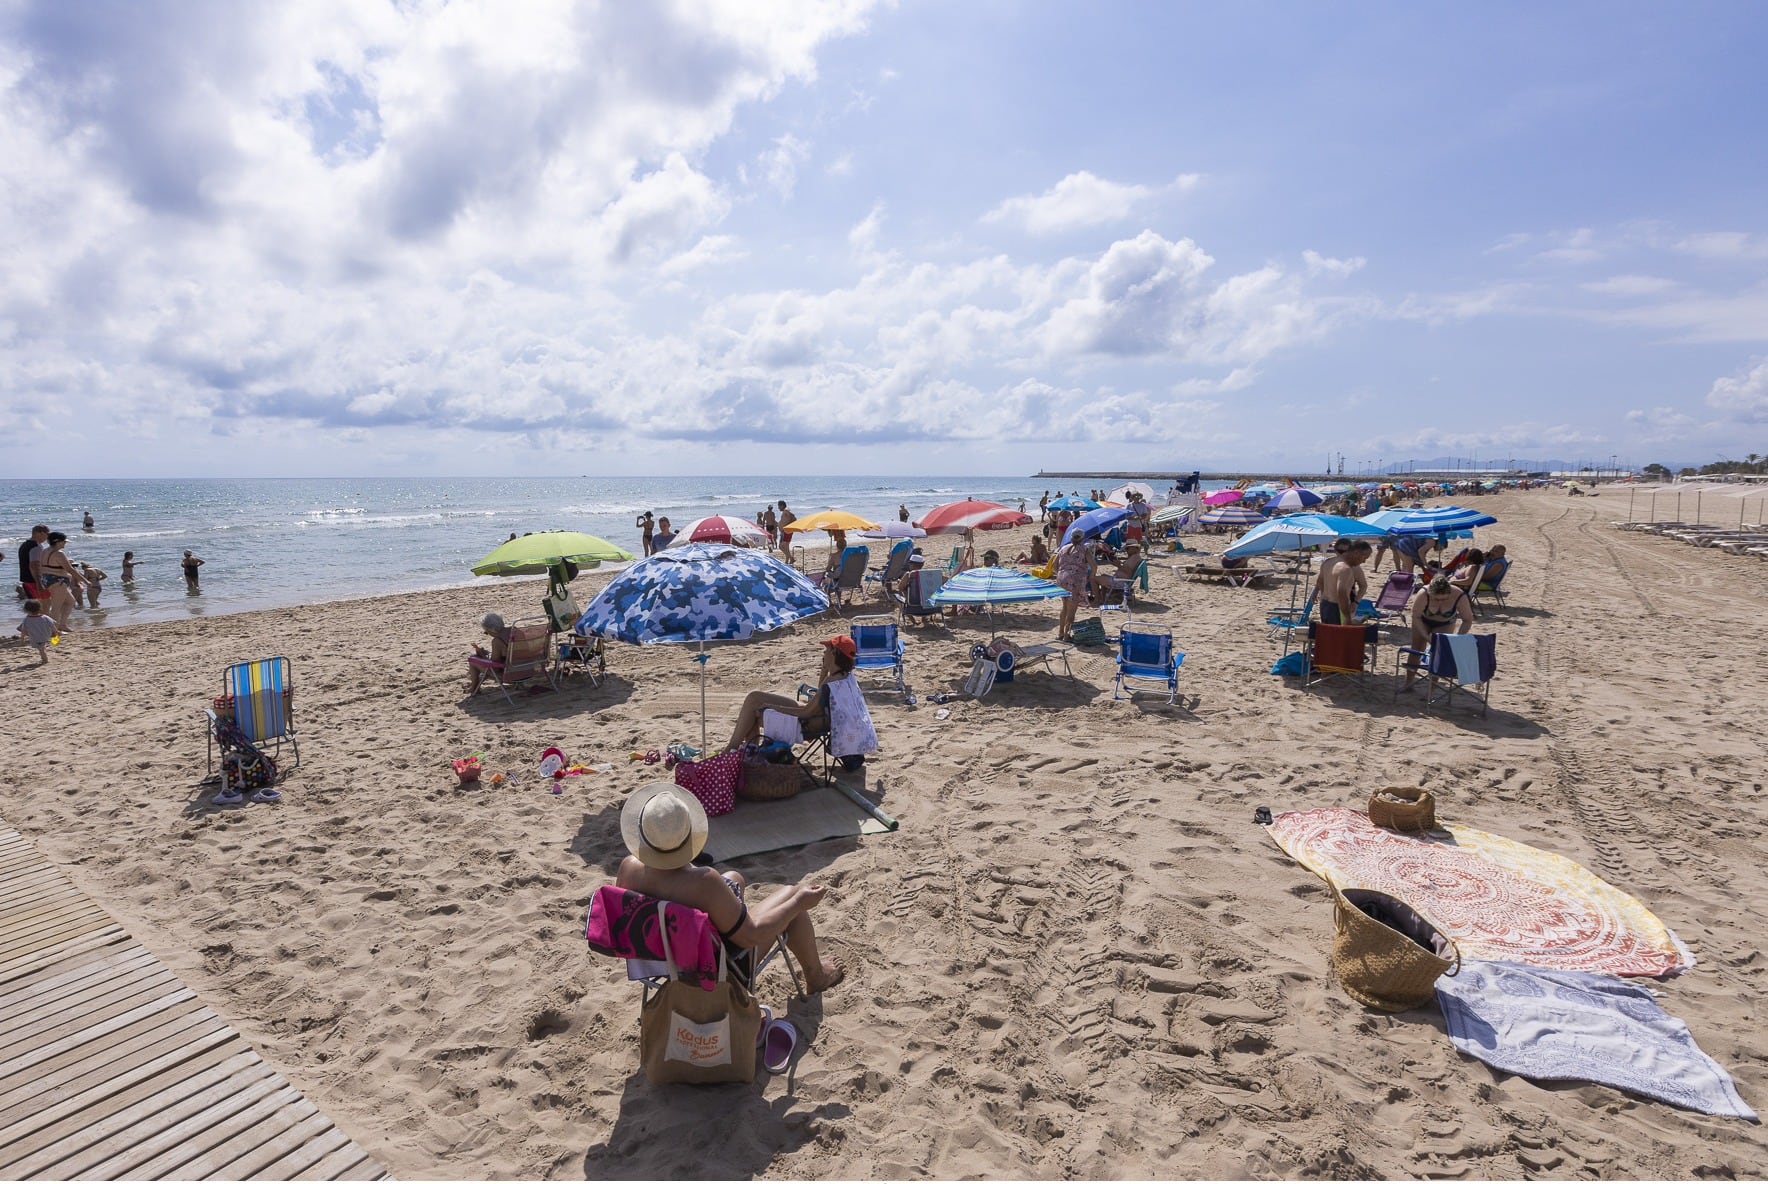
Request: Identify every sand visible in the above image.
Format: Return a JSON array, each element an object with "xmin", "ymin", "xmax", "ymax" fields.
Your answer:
[{"xmin": 2, "ymin": 490, "xmax": 1766, "ymax": 1178}]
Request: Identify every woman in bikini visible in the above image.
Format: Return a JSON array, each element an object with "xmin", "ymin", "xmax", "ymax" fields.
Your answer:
[
  {"xmin": 36, "ymin": 532, "xmax": 81, "ymax": 633},
  {"xmin": 1403, "ymin": 574, "xmax": 1474, "ymax": 689},
  {"xmin": 614, "ymin": 781, "xmax": 844, "ymax": 992}
]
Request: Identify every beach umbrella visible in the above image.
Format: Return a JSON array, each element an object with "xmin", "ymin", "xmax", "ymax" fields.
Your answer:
[
  {"xmin": 1105, "ymin": 481, "xmax": 1157, "ymax": 505},
  {"xmin": 574, "ymin": 543, "xmax": 830, "ymax": 749},
  {"xmin": 916, "ymin": 499, "xmax": 1032, "ymax": 534},
  {"xmin": 929, "ymin": 566, "xmax": 1069, "ymax": 638},
  {"xmin": 783, "ymin": 509, "xmax": 879, "ymax": 534},
  {"xmin": 1061, "ymin": 504, "xmax": 1137, "ymax": 546},
  {"xmin": 1221, "ymin": 513, "xmax": 1389, "ymax": 560},
  {"xmin": 1202, "ymin": 489, "xmax": 1244, "ymax": 506},
  {"xmin": 1387, "ymin": 506, "xmax": 1498, "ymax": 536},
  {"xmin": 1046, "ymin": 494, "xmax": 1099, "ymax": 512},
  {"xmin": 857, "ymin": 522, "xmax": 927, "ymax": 540},
  {"xmin": 470, "ymin": 530, "xmax": 635, "ymax": 590},
  {"xmin": 1265, "ymin": 487, "xmax": 1326, "ymax": 514},
  {"xmin": 1150, "ymin": 504, "xmax": 1193, "ymax": 525},
  {"xmin": 1199, "ymin": 504, "xmax": 1268, "ymax": 527},
  {"xmin": 667, "ymin": 515, "xmax": 770, "ymax": 548}
]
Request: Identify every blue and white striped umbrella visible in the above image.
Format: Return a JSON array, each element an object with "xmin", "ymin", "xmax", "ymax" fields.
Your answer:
[
  {"xmin": 1265, "ymin": 487, "xmax": 1325, "ymax": 513},
  {"xmin": 575, "ymin": 542, "xmax": 831, "ymax": 748},
  {"xmin": 930, "ymin": 567, "xmax": 1070, "ymax": 605},
  {"xmin": 1386, "ymin": 505, "xmax": 1498, "ymax": 537},
  {"xmin": 1062, "ymin": 504, "xmax": 1137, "ymax": 545},
  {"xmin": 1199, "ymin": 504, "xmax": 1268, "ymax": 526},
  {"xmin": 1221, "ymin": 513, "xmax": 1388, "ymax": 559}
]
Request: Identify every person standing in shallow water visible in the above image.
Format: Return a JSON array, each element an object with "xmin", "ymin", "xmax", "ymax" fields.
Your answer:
[{"xmin": 182, "ymin": 550, "xmax": 205, "ymax": 591}]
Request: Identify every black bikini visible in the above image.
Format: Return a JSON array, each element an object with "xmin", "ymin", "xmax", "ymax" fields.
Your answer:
[{"xmin": 1420, "ymin": 589, "xmax": 1468, "ymax": 628}]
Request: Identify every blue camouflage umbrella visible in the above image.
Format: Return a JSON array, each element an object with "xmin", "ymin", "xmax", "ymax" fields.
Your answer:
[
  {"xmin": 1387, "ymin": 505, "xmax": 1498, "ymax": 537},
  {"xmin": 1046, "ymin": 494, "xmax": 1100, "ymax": 512},
  {"xmin": 930, "ymin": 566, "xmax": 1069, "ymax": 637},
  {"xmin": 575, "ymin": 542, "xmax": 831, "ymax": 748}
]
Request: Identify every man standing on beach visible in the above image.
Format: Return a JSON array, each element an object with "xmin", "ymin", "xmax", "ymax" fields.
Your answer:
[
  {"xmin": 776, "ymin": 500, "xmax": 795, "ymax": 558},
  {"xmin": 1320, "ymin": 541, "xmax": 1372, "ymax": 624},
  {"xmin": 17, "ymin": 524, "xmax": 48, "ymax": 599},
  {"xmin": 1039, "ymin": 491, "xmax": 1050, "ymax": 521}
]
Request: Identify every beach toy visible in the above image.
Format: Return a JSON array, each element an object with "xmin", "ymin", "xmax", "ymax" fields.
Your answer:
[
  {"xmin": 539, "ymin": 746, "xmax": 567, "ymax": 778},
  {"xmin": 488, "ymin": 771, "xmax": 506, "ymax": 785},
  {"xmin": 452, "ymin": 755, "xmax": 482, "ymax": 785}
]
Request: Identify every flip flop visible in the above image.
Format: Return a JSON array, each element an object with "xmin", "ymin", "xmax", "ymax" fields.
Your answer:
[
  {"xmin": 250, "ymin": 787, "xmax": 282, "ymax": 804},
  {"xmin": 213, "ymin": 787, "xmax": 244, "ymax": 806},
  {"xmin": 756, "ymin": 1005, "xmax": 774, "ymax": 1048},
  {"xmin": 761, "ymin": 1017, "xmax": 798, "ymax": 1074}
]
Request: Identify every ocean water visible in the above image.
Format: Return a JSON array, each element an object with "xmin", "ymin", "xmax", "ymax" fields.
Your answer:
[{"xmin": 1, "ymin": 476, "xmax": 1101, "ymax": 628}]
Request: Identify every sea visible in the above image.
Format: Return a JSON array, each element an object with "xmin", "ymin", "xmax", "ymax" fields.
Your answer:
[{"xmin": 1, "ymin": 476, "xmax": 1138, "ymax": 629}]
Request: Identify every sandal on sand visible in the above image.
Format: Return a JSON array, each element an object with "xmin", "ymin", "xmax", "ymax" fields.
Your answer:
[
  {"xmin": 250, "ymin": 787, "xmax": 282, "ymax": 804},
  {"xmin": 762, "ymin": 1018, "xmax": 798, "ymax": 1074},
  {"xmin": 756, "ymin": 1005, "xmax": 774, "ymax": 1048},
  {"xmin": 213, "ymin": 787, "xmax": 244, "ymax": 806}
]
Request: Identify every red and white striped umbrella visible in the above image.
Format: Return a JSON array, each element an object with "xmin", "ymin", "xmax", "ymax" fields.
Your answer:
[
  {"xmin": 667, "ymin": 515, "xmax": 770, "ymax": 548},
  {"xmin": 914, "ymin": 499, "xmax": 1033, "ymax": 535}
]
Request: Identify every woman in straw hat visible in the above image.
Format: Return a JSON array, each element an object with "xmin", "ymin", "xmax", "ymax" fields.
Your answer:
[{"xmin": 615, "ymin": 782, "xmax": 845, "ymax": 992}]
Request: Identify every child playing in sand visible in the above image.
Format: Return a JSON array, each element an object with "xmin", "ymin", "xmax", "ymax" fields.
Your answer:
[
  {"xmin": 80, "ymin": 562, "xmax": 106, "ymax": 606},
  {"xmin": 16, "ymin": 599, "xmax": 55, "ymax": 663}
]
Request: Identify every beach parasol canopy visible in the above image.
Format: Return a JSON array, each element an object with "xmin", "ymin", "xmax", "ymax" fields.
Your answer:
[
  {"xmin": 1359, "ymin": 507, "xmax": 1473, "ymax": 539},
  {"xmin": 1386, "ymin": 505, "xmax": 1498, "ymax": 537},
  {"xmin": 1221, "ymin": 514, "xmax": 1389, "ymax": 560},
  {"xmin": 1061, "ymin": 504, "xmax": 1137, "ymax": 546},
  {"xmin": 857, "ymin": 522, "xmax": 927, "ymax": 539},
  {"xmin": 916, "ymin": 500, "xmax": 1032, "ymax": 534},
  {"xmin": 1150, "ymin": 504, "xmax": 1194, "ymax": 525},
  {"xmin": 1045, "ymin": 495, "xmax": 1100, "ymax": 512},
  {"xmin": 1199, "ymin": 504, "xmax": 1268, "ymax": 526},
  {"xmin": 574, "ymin": 543, "xmax": 830, "ymax": 748},
  {"xmin": 929, "ymin": 566, "xmax": 1069, "ymax": 637},
  {"xmin": 667, "ymin": 515, "xmax": 770, "ymax": 548},
  {"xmin": 470, "ymin": 530, "xmax": 634, "ymax": 576},
  {"xmin": 1265, "ymin": 487, "xmax": 1326, "ymax": 514},
  {"xmin": 782, "ymin": 509, "xmax": 880, "ymax": 534},
  {"xmin": 1202, "ymin": 489, "xmax": 1244, "ymax": 506},
  {"xmin": 1105, "ymin": 481, "xmax": 1157, "ymax": 505}
]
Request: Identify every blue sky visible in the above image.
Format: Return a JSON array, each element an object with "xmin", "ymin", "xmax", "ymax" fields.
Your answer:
[{"xmin": 2, "ymin": 0, "xmax": 1765, "ymax": 478}]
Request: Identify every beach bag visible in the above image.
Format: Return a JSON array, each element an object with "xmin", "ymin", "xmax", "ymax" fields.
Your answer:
[
  {"xmin": 1367, "ymin": 786, "xmax": 1436, "ymax": 832},
  {"xmin": 1069, "ymin": 617, "xmax": 1107, "ymax": 647},
  {"xmin": 639, "ymin": 908, "xmax": 761, "ymax": 1084},
  {"xmin": 673, "ymin": 750, "xmax": 743, "ymax": 817},
  {"xmin": 738, "ymin": 754, "xmax": 815, "ymax": 801},
  {"xmin": 1269, "ymin": 651, "xmax": 1308, "ymax": 677},
  {"xmin": 1328, "ymin": 878, "xmax": 1460, "ymax": 1012}
]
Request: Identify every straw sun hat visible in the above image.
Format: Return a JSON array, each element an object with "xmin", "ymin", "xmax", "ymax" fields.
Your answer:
[{"xmin": 621, "ymin": 782, "xmax": 709, "ymax": 869}]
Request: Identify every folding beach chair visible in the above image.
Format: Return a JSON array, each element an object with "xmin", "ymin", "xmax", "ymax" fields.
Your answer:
[
  {"xmin": 469, "ymin": 618, "xmax": 559, "ymax": 705},
  {"xmin": 822, "ymin": 546, "xmax": 871, "ymax": 611},
  {"xmin": 1396, "ymin": 633, "xmax": 1497, "ymax": 717},
  {"xmin": 585, "ymin": 886, "xmax": 800, "ymax": 1001},
  {"xmin": 864, "ymin": 539, "xmax": 913, "ymax": 598},
  {"xmin": 217, "ymin": 657, "xmax": 299, "ymax": 769},
  {"xmin": 1267, "ymin": 595, "xmax": 1316, "ymax": 645},
  {"xmin": 1113, "ymin": 623, "xmax": 1185, "ymax": 704},
  {"xmin": 898, "ymin": 568, "xmax": 945, "ymax": 627},
  {"xmin": 1471, "ymin": 558, "xmax": 1510, "ymax": 614},
  {"xmin": 1303, "ymin": 622, "xmax": 1380, "ymax": 690},
  {"xmin": 544, "ymin": 587, "xmax": 605, "ymax": 686},
  {"xmin": 1372, "ymin": 571, "xmax": 1415, "ymax": 615},
  {"xmin": 849, "ymin": 615, "xmax": 905, "ymax": 693}
]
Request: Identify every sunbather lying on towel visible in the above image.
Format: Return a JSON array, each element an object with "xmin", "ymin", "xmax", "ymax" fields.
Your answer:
[{"xmin": 615, "ymin": 782, "xmax": 844, "ymax": 992}]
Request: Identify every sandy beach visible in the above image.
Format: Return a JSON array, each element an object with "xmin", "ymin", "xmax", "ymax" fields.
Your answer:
[{"xmin": 3, "ymin": 489, "xmax": 1766, "ymax": 1179}]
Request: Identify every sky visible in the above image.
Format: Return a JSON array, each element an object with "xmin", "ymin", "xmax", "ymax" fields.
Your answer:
[{"xmin": 2, "ymin": 0, "xmax": 1766, "ymax": 479}]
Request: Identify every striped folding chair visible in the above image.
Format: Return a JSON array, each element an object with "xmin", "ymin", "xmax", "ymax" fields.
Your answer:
[{"xmin": 220, "ymin": 656, "xmax": 299, "ymax": 769}]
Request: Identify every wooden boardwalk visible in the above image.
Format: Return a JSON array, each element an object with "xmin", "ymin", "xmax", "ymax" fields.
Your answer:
[{"xmin": 0, "ymin": 824, "xmax": 389, "ymax": 1181}]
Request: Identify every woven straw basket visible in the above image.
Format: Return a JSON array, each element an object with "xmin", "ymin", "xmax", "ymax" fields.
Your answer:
[
  {"xmin": 738, "ymin": 759, "xmax": 814, "ymax": 801},
  {"xmin": 1329, "ymin": 879, "xmax": 1460, "ymax": 1012},
  {"xmin": 1367, "ymin": 785, "xmax": 1436, "ymax": 832}
]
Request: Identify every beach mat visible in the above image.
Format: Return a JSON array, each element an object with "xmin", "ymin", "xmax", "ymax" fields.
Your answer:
[
  {"xmin": 1269, "ymin": 807, "xmax": 1692, "ymax": 977},
  {"xmin": 703, "ymin": 784, "xmax": 896, "ymax": 862}
]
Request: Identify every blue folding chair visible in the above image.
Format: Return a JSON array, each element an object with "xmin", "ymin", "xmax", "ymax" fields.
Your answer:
[
  {"xmin": 1267, "ymin": 594, "xmax": 1315, "ymax": 647},
  {"xmin": 221, "ymin": 656, "xmax": 299, "ymax": 768},
  {"xmin": 1113, "ymin": 624, "xmax": 1185, "ymax": 704},
  {"xmin": 1472, "ymin": 558, "xmax": 1511, "ymax": 614},
  {"xmin": 849, "ymin": 615, "xmax": 905, "ymax": 693},
  {"xmin": 1398, "ymin": 633, "xmax": 1497, "ymax": 716},
  {"xmin": 865, "ymin": 539, "xmax": 913, "ymax": 598}
]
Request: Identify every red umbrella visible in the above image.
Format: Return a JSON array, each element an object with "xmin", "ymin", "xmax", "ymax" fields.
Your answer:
[
  {"xmin": 668, "ymin": 515, "xmax": 770, "ymax": 547},
  {"xmin": 914, "ymin": 499, "xmax": 1033, "ymax": 534}
]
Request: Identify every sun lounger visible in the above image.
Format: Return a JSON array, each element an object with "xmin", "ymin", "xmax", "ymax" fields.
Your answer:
[{"xmin": 1177, "ymin": 563, "xmax": 1272, "ymax": 588}]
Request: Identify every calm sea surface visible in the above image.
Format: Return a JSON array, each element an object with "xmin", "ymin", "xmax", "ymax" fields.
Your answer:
[{"xmin": 2, "ymin": 476, "xmax": 1129, "ymax": 628}]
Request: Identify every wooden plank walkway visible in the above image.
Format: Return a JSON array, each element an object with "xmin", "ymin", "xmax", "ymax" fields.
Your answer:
[{"xmin": 0, "ymin": 824, "xmax": 390, "ymax": 1181}]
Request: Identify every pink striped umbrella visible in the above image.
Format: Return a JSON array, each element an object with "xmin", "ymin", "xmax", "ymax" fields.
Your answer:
[
  {"xmin": 914, "ymin": 499, "xmax": 1033, "ymax": 534},
  {"xmin": 668, "ymin": 515, "xmax": 770, "ymax": 548}
]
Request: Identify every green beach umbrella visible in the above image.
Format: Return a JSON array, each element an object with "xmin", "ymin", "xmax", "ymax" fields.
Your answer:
[{"xmin": 470, "ymin": 531, "xmax": 635, "ymax": 577}]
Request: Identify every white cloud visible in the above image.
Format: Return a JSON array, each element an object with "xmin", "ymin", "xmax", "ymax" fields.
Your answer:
[
  {"xmin": 1675, "ymin": 232, "xmax": 1768, "ymax": 262},
  {"xmin": 658, "ymin": 234, "xmax": 748, "ymax": 276},
  {"xmin": 982, "ymin": 170, "xmax": 1200, "ymax": 235},
  {"xmin": 1582, "ymin": 274, "xmax": 1681, "ymax": 296},
  {"xmin": 746, "ymin": 133, "xmax": 812, "ymax": 197},
  {"xmin": 1303, "ymin": 250, "xmax": 1365, "ymax": 278},
  {"xmin": 1707, "ymin": 360, "xmax": 1768, "ymax": 422},
  {"xmin": 1537, "ymin": 227, "xmax": 1603, "ymax": 264}
]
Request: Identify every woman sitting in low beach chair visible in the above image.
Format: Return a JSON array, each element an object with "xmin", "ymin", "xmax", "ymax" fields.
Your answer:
[
  {"xmin": 464, "ymin": 612, "xmax": 510, "ymax": 695},
  {"xmin": 724, "ymin": 636, "xmax": 878, "ymax": 765}
]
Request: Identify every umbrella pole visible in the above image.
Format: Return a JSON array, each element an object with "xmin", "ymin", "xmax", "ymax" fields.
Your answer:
[{"xmin": 699, "ymin": 641, "xmax": 708, "ymax": 753}]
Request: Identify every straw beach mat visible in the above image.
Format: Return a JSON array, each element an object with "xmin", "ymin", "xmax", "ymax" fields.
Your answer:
[
  {"xmin": 1368, "ymin": 785, "xmax": 1436, "ymax": 832},
  {"xmin": 702, "ymin": 784, "xmax": 897, "ymax": 862},
  {"xmin": 1329, "ymin": 878, "xmax": 1460, "ymax": 1012}
]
